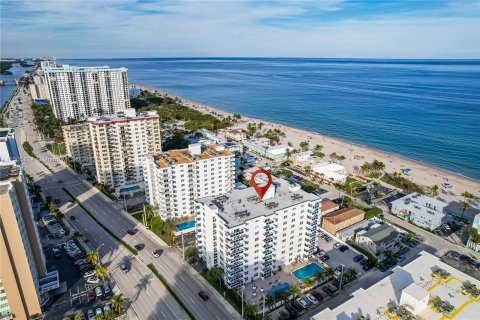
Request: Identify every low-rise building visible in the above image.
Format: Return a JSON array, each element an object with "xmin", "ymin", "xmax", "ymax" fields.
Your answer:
[
  {"xmin": 321, "ymin": 207, "xmax": 365, "ymax": 235},
  {"xmin": 355, "ymin": 224, "xmax": 402, "ymax": 257},
  {"xmin": 196, "ymin": 178, "xmax": 321, "ymax": 289},
  {"xmin": 390, "ymin": 192, "xmax": 448, "ymax": 230},
  {"xmin": 243, "ymin": 138, "xmax": 290, "ymax": 160},
  {"xmin": 291, "ymin": 151, "xmax": 312, "ymax": 165},
  {"xmin": 320, "ymin": 200, "xmax": 340, "ymax": 216},
  {"xmin": 198, "ymin": 128, "xmax": 227, "ymax": 144},
  {"xmin": 311, "ymin": 251, "xmax": 480, "ymax": 320},
  {"xmin": 312, "ymin": 162, "xmax": 347, "ymax": 184},
  {"xmin": 218, "ymin": 128, "xmax": 246, "ymax": 142},
  {"xmin": 144, "ymin": 143, "xmax": 235, "ymax": 220},
  {"xmin": 336, "ymin": 219, "xmax": 381, "ymax": 242}
]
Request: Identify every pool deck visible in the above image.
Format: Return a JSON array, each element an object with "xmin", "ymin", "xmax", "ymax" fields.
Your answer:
[{"xmin": 243, "ymin": 259, "xmax": 321, "ymax": 305}]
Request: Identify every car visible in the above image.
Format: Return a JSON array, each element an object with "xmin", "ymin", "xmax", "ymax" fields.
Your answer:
[
  {"xmin": 103, "ymin": 284, "xmax": 111, "ymax": 295},
  {"xmin": 339, "ymin": 245, "xmax": 349, "ymax": 252},
  {"xmin": 152, "ymin": 249, "xmax": 163, "ymax": 258},
  {"xmin": 363, "ymin": 263, "xmax": 374, "ymax": 271},
  {"xmin": 311, "ymin": 291, "xmax": 323, "ymax": 301},
  {"xmin": 120, "ymin": 264, "xmax": 129, "ymax": 274},
  {"xmin": 379, "ymin": 264, "xmax": 389, "ymax": 272},
  {"xmin": 69, "ymin": 216, "xmax": 76, "ymax": 220},
  {"xmin": 292, "ymin": 300, "xmax": 304, "ymax": 311},
  {"xmin": 127, "ymin": 229, "xmax": 137, "ymax": 235},
  {"xmin": 83, "ymin": 270, "xmax": 95, "ymax": 278},
  {"xmin": 198, "ymin": 291, "xmax": 209, "ymax": 301},
  {"xmin": 74, "ymin": 259, "xmax": 86, "ymax": 265},
  {"xmin": 306, "ymin": 293, "xmax": 319, "ymax": 305},
  {"xmin": 86, "ymin": 276, "xmax": 100, "ymax": 284},
  {"xmin": 54, "ymin": 198, "xmax": 60, "ymax": 204},
  {"xmin": 360, "ymin": 259, "xmax": 370, "ymax": 266},
  {"xmin": 443, "ymin": 224, "xmax": 451, "ymax": 231},
  {"xmin": 95, "ymin": 308, "xmax": 103, "ymax": 315},
  {"xmin": 95, "ymin": 286, "xmax": 103, "ymax": 297},
  {"xmin": 53, "ymin": 248, "xmax": 61, "ymax": 258},
  {"xmin": 353, "ymin": 254, "xmax": 365, "ymax": 262},
  {"xmin": 333, "ymin": 242, "xmax": 342, "ymax": 249},
  {"xmin": 134, "ymin": 244, "xmax": 144, "ymax": 251},
  {"xmin": 87, "ymin": 290, "xmax": 96, "ymax": 302},
  {"xmin": 320, "ymin": 254, "xmax": 330, "ymax": 262},
  {"xmin": 103, "ymin": 305, "xmax": 111, "ymax": 313},
  {"xmin": 397, "ymin": 255, "xmax": 406, "ymax": 263},
  {"xmin": 296, "ymin": 297, "xmax": 308, "ymax": 309},
  {"xmin": 87, "ymin": 309, "xmax": 95, "ymax": 320},
  {"xmin": 285, "ymin": 304, "xmax": 298, "ymax": 315}
]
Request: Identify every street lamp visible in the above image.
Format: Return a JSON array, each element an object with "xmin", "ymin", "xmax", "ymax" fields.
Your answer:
[{"xmin": 96, "ymin": 243, "xmax": 105, "ymax": 266}]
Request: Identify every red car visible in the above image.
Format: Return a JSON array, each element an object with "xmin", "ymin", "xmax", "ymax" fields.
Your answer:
[
  {"xmin": 311, "ymin": 291, "xmax": 323, "ymax": 301},
  {"xmin": 87, "ymin": 290, "xmax": 96, "ymax": 302}
]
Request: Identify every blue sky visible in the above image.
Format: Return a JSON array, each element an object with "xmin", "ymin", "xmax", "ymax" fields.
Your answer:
[{"xmin": 1, "ymin": 0, "xmax": 479, "ymax": 58}]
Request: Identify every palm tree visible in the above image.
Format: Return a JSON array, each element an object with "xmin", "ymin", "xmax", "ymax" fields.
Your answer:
[
  {"xmin": 74, "ymin": 314, "xmax": 82, "ymax": 320},
  {"xmin": 314, "ymin": 271, "xmax": 325, "ymax": 284},
  {"xmin": 208, "ymin": 267, "xmax": 224, "ymax": 287},
  {"xmin": 324, "ymin": 267, "xmax": 335, "ymax": 279},
  {"xmin": 86, "ymin": 251, "xmax": 99, "ymax": 266},
  {"xmin": 314, "ymin": 144, "xmax": 323, "ymax": 152},
  {"xmin": 103, "ymin": 310, "xmax": 116, "ymax": 320},
  {"xmin": 300, "ymin": 141, "xmax": 309, "ymax": 151},
  {"xmin": 360, "ymin": 163, "xmax": 370, "ymax": 176},
  {"xmin": 287, "ymin": 142, "xmax": 293, "ymax": 147},
  {"xmin": 95, "ymin": 265, "xmax": 109, "ymax": 284},
  {"xmin": 429, "ymin": 185, "xmax": 439, "ymax": 197},
  {"xmin": 303, "ymin": 276, "xmax": 313, "ymax": 289},
  {"xmin": 284, "ymin": 148, "xmax": 292, "ymax": 163},
  {"xmin": 244, "ymin": 303, "xmax": 258, "ymax": 319},
  {"xmin": 289, "ymin": 284, "xmax": 301, "ymax": 300},
  {"xmin": 461, "ymin": 201, "xmax": 471, "ymax": 218},
  {"xmin": 110, "ymin": 294, "xmax": 126, "ymax": 315},
  {"xmin": 276, "ymin": 290, "xmax": 289, "ymax": 306},
  {"xmin": 468, "ymin": 228, "xmax": 480, "ymax": 250},
  {"xmin": 93, "ymin": 315, "xmax": 103, "ymax": 320},
  {"xmin": 265, "ymin": 294, "xmax": 276, "ymax": 311},
  {"xmin": 461, "ymin": 191, "xmax": 474, "ymax": 202},
  {"xmin": 304, "ymin": 166, "xmax": 312, "ymax": 176}
]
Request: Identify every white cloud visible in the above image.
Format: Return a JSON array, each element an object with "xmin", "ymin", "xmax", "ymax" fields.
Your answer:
[{"xmin": 1, "ymin": 0, "xmax": 479, "ymax": 58}]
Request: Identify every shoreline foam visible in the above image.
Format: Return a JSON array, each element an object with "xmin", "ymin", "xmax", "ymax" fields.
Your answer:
[{"xmin": 132, "ymin": 83, "xmax": 479, "ymax": 210}]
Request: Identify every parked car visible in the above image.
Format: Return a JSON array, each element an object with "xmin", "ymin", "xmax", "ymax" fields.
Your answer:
[
  {"xmin": 95, "ymin": 286, "xmax": 103, "ymax": 297},
  {"xmin": 363, "ymin": 263, "xmax": 374, "ymax": 271},
  {"xmin": 86, "ymin": 276, "xmax": 100, "ymax": 284},
  {"xmin": 127, "ymin": 229, "xmax": 136, "ymax": 235},
  {"xmin": 397, "ymin": 255, "xmax": 406, "ymax": 263},
  {"xmin": 95, "ymin": 308, "xmax": 103, "ymax": 316},
  {"xmin": 152, "ymin": 249, "xmax": 163, "ymax": 258},
  {"xmin": 353, "ymin": 254, "xmax": 365, "ymax": 262},
  {"xmin": 333, "ymin": 243, "xmax": 343, "ymax": 249},
  {"xmin": 120, "ymin": 264, "xmax": 129, "ymax": 274},
  {"xmin": 311, "ymin": 291, "xmax": 323, "ymax": 301},
  {"xmin": 296, "ymin": 297, "xmax": 308, "ymax": 309},
  {"xmin": 87, "ymin": 309, "xmax": 95, "ymax": 320},
  {"xmin": 292, "ymin": 300, "xmax": 304, "ymax": 311},
  {"xmin": 285, "ymin": 304, "xmax": 298, "ymax": 315},
  {"xmin": 198, "ymin": 291, "xmax": 209, "ymax": 301},
  {"xmin": 69, "ymin": 216, "xmax": 76, "ymax": 220},
  {"xmin": 103, "ymin": 284, "xmax": 111, "ymax": 295},
  {"xmin": 320, "ymin": 254, "xmax": 330, "ymax": 262},
  {"xmin": 103, "ymin": 305, "xmax": 111, "ymax": 313},
  {"xmin": 83, "ymin": 270, "xmax": 95, "ymax": 278},
  {"xmin": 134, "ymin": 244, "xmax": 144, "ymax": 251},
  {"xmin": 306, "ymin": 293, "xmax": 319, "ymax": 305},
  {"xmin": 53, "ymin": 248, "xmax": 61, "ymax": 258},
  {"xmin": 87, "ymin": 291, "xmax": 96, "ymax": 302},
  {"xmin": 339, "ymin": 245, "xmax": 349, "ymax": 252}
]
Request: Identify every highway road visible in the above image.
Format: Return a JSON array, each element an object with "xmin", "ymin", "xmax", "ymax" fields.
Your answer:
[{"xmin": 7, "ymin": 87, "xmax": 240, "ymax": 320}]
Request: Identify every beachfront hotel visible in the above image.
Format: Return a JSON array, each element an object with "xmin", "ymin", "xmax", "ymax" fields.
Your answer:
[
  {"xmin": 144, "ymin": 143, "xmax": 235, "ymax": 220},
  {"xmin": 311, "ymin": 251, "xmax": 480, "ymax": 320},
  {"xmin": 243, "ymin": 138, "xmax": 290, "ymax": 161},
  {"xmin": 87, "ymin": 108, "xmax": 162, "ymax": 192},
  {"xmin": 0, "ymin": 129, "xmax": 59, "ymax": 319},
  {"xmin": 195, "ymin": 178, "xmax": 321, "ymax": 289},
  {"xmin": 43, "ymin": 62, "xmax": 130, "ymax": 122}
]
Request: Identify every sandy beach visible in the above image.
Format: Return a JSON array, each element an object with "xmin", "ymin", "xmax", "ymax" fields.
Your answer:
[{"xmin": 132, "ymin": 83, "xmax": 480, "ymax": 211}]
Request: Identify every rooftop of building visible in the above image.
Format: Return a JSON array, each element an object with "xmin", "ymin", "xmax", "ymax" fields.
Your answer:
[
  {"xmin": 0, "ymin": 162, "xmax": 21, "ymax": 182},
  {"xmin": 321, "ymin": 200, "xmax": 340, "ymax": 212},
  {"xmin": 336, "ymin": 219, "xmax": 381, "ymax": 238},
  {"xmin": 357, "ymin": 223, "xmax": 400, "ymax": 245},
  {"xmin": 391, "ymin": 192, "xmax": 448, "ymax": 213},
  {"xmin": 43, "ymin": 64, "xmax": 127, "ymax": 72},
  {"xmin": 153, "ymin": 144, "xmax": 232, "ymax": 169},
  {"xmin": 87, "ymin": 108, "xmax": 159, "ymax": 124},
  {"xmin": 0, "ymin": 128, "xmax": 13, "ymax": 140},
  {"xmin": 312, "ymin": 251, "xmax": 480, "ymax": 320},
  {"xmin": 196, "ymin": 178, "xmax": 320, "ymax": 228},
  {"xmin": 322, "ymin": 207, "xmax": 365, "ymax": 225},
  {"xmin": 313, "ymin": 162, "xmax": 345, "ymax": 172},
  {"xmin": 62, "ymin": 123, "xmax": 87, "ymax": 132}
]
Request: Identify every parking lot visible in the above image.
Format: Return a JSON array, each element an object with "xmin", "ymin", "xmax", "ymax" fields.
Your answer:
[
  {"xmin": 432, "ymin": 220, "xmax": 468, "ymax": 246},
  {"xmin": 441, "ymin": 251, "xmax": 480, "ymax": 281}
]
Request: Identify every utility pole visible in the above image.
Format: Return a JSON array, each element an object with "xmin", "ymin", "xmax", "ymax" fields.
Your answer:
[
  {"xmin": 339, "ymin": 265, "xmax": 345, "ymax": 292},
  {"xmin": 181, "ymin": 231, "xmax": 185, "ymax": 261},
  {"xmin": 241, "ymin": 287, "xmax": 244, "ymax": 317}
]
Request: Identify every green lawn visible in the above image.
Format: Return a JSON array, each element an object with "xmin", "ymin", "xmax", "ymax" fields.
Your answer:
[{"xmin": 46, "ymin": 143, "xmax": 66, "ymax": 155}]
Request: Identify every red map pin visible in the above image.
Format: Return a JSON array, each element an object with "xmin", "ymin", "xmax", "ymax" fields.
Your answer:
[{"xmin": 250, "ymin": 168, "xmax": 273, "ymax": 200}]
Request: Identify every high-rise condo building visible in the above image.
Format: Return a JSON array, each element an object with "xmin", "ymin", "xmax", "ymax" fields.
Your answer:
[
  {"xmin": 87, "ymin": 108, "xmax": 161, "ymax": 191},
  {"xmin": 62, "ymin": 123, "xmax": 94, "ymax": 166},
  {"xmin": 43, "ymin": 63, "xmax": 130, "ymax": 122},
  {"xmin": 0, "ymin": 129, "xmax": 59, "ymax": 319},
  {"xmin": 195, "ymin": 179, "xmax": 321, "ymax": 289},
  {"xmin": 144, "ymin": 143, "xmax": 235, "ymax": 220}
]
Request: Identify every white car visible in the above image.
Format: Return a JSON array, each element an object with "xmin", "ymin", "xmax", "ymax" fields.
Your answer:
[
  {"xmin": 83, "ymin": 270, "xmax": 95, "ymax": 278},
  {"xmin": 333, "ymin": 243, "xmax": 342, "ymax": 249},
  {"xmin": 306, "ymin": 293, "xmax": 319, "ymax": 305},
  {"xmin": 95, "ymin": 308, "xmax": 103, "ymax": 315},
  {"xmin": 86, "ymin": 276, "xmax": 100, "ymax": 284},
  {"xmin": 103, "ymin": 305, "xmax": 111, "ymax": 313},
  {"xmin": 95, "ymin": 286, "xmax": 103, "ymax": 297},
  {"xmin": 296, "ymin": 297, "xmax": 308, "ymax": 309}
]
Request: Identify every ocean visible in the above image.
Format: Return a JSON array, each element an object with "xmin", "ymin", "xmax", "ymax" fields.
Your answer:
[{"xmin": 42, "ymin": 58, "xmax": 480, "ymax": 180}]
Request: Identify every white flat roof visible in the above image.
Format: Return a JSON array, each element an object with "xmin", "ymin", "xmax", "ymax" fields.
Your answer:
[
  {"xmin": 311, "ymin": 251, "xmax": 480, "ymax": 320},
  {"xmin": 391, "ymin": 192, "xmax": 448, "ymax": 213},
  {"xmin": 313, "ymin": 162, "xmax": 345, "ymax": 172}
]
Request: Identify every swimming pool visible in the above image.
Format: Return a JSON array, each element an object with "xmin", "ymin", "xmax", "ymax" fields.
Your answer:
[
  {"xmin": 176, "ymin": 220, "xmax": 196, "ymax": 231},
  {"xmin": 119, "ymin": 185, "xmax": 141, "ymax": 194},
  {"xmin": 292, "ymin": 263, "xmax": 324, "ymax": 281},
  {"xmin": 268, "ymin": 282, "xmax": 291, "ymax": 299}
]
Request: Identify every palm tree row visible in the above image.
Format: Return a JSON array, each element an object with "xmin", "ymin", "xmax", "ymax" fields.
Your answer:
[
  {"xmin": 360, "ymin": 160, "xmax": 385, "ymax": 178},
  {"xmin": 70, "ymin": 294, "xmax": 126, "ymax": 320}
]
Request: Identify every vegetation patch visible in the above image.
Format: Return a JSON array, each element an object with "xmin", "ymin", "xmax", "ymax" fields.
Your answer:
[
  {"xmin": 364, "ymin": 207, "xmax": 383, "ymax": 219},
  {"xmin": 46, "ymin": 143, "xmax": 66, "ymax": 155},
  {"xmin": 94, "ymin": 183, "xmax": 115, "ymax": 201},
  {"xmin": 31, "ymin": 102, "xmax": 64, "ymax": 142},
  {"xmin": 381, "ymin": 172, "xmax": 425, "ymax": 194},
  {"xmin": 147, "ymin": 264, "xmax": 195, "ymax": 320}
]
